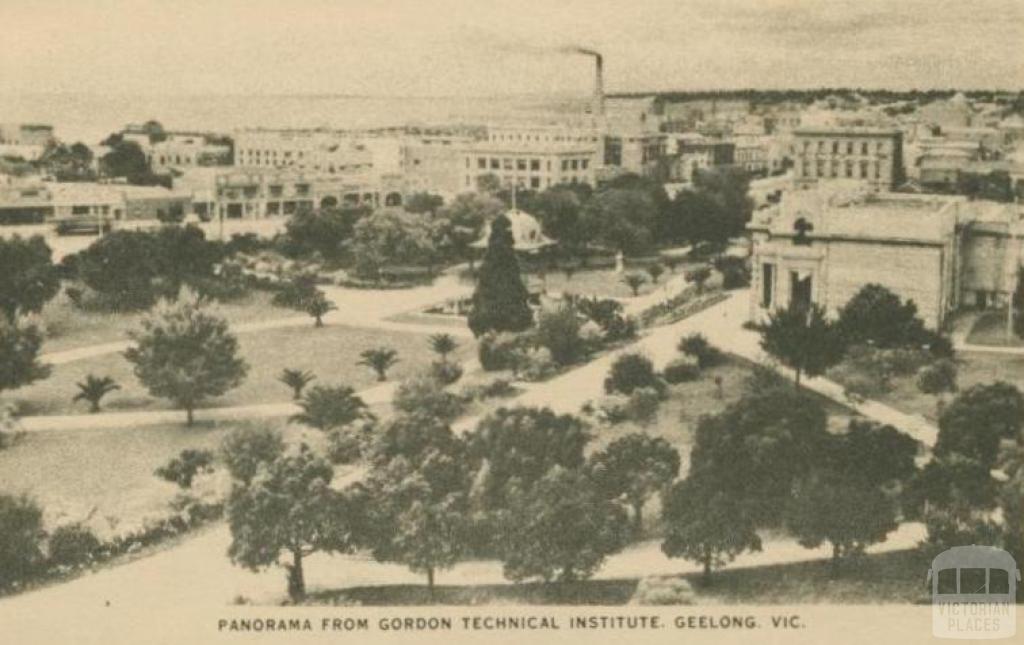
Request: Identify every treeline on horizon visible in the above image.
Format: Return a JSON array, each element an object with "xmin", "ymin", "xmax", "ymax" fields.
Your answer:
[{"xmin": 607, "ymin": 88, "xmax": 1024, "ymax": 105}]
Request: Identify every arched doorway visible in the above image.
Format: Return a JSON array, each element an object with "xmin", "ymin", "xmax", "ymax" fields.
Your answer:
[
  {"xmin": 384, "ymin": 192, "xmax": 403, "ymax": 207},
  {"xmin": 320, "ymin": 196, "xmax": 338, "ymax": 209}
]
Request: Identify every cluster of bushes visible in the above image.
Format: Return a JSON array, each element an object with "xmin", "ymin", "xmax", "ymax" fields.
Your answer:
[
  {"xmin": 61, "ymin": 226, "xmax": 248, "ymax": 311},
  {"xmin": 0, "ymin": 491, "xmax": 222, "ymax": 594},
  {"xmin": 477, "ymin": 298, "xmax": 638, "ymax": 380},
  {"xmin": 638, "ymin": 287, "xmax": 729, "ymax": 327}
]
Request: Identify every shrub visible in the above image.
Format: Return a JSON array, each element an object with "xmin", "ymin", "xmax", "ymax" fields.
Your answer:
[
  {"xmin": 518, "ymin": 347, "xmax": 558, "ymax": 382},
  {"xmin": 290, "ymin": 385, "xmax": 371, "ymax": 431},
  {"xmin": 631, "ymin": 575, "xmax": 696, "ymax": 605},
  {"xmin": 325, "ymin": 426, "xmax": 369, "ymax": 465},
  {"xmin": 271, "ymin": 273, "xmax": 319, "ymax": 310},
  {"xmin": 430, "ymin": 360, "xmax": 464, "ymax": 385},
  {"xmin": 595, "ymin": 394, "xmax": 632, "ymax": 425},
  {"xmin": 155, "ymin": 449, "xmax": 216, "ymax": 489},
  {"xmin": 604, "ymin": 353, "xmax": 664, "ymax": 396},
  {"xmin": 393, "ymin": 376, "xmax": 465, "ymax": 422},
  {"xmin": 677, "ymin": 333, "xmax": 722, "ymax": 369},
  {"xmin": 535, "ymin": 304, "xmax": 585, "ymax": 366},
  {"xmin": 663, "ymin": 357, "xmax": 701, "ymax": 384},
  {"xmin": 220, "ymin": 426, "xmax": 286, "ymax": 484},
  {"xmin": 48, "ymin": 524, "xmax": 101, "ymax": 567},
  {"xmin": 573, "ymin": 296, "xmax": 637, "ymax": 341},
  {"xmin": 461, "ymin": 378, "xmax": 516, "ymax": 401},
  {"xmin": 626, "ymin": 387, "xmax": 662, "ymax": 426},
  {"xmin": 478, "ymin": 331, "xmax": 532, "ymax": 372},
  {"xmin": 0, "ymin": 494, "xmax": 45, "ymax": 590},
  {"xmin": 712, "ymin": 256, "xmax": 750, "ymax": 289}
]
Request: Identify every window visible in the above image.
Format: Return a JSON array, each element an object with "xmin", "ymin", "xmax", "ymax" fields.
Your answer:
[
  {"xmin": 761, "ymin": 264, "xmax": 774, "ymax": 308},
  {"xmin": 846, "ymin": 142, "xmax": 854, "ymax": 155},
  {"xmin": 516, "ymin": 159, "xmax": 527, "ymax": 171},
  {"xmin": 562, "ymin": 160, "xmax": 570, "ymax": 171},
  {"xmin": 503, "ymin": 158, "xmax": 513, "ymax": 170},
  {"xmin": 530, "ymin": 177, "xmax": 541, "ymax": 189},
  {"xmin": 861, "ymin": 142, "xmax": 869, "ymax": 155},
  {"xmin": 477, "ymin": 157, "xmax": 486, "ymax": 169},
  {"xmin": 937, "ymin": 569, "xmax": 957, "ymax": 595},
  {"xmin": 530, "ymin": 159, "xmax": 540, "ymax": 171},
  {"xmin": 581, "ymin": 159, "xmax": 589, "ymax": 169},
  {"xmin": 860, "ymin": 161, "xmax": 869, "ymax": 177},
  {"xmin": 571, "ymin": 159, "xmax": 579, "ymax": 170},
  {"xmin": 990, "ymin": 568, "xmax": 1010, "ymax": 594},
  {"xmin": 490, "ymin": 158, "xmax": 500, "ymax": 170},
  {"xmin": 832, "ymin": 141, "xmax": 839, "ymax": 154},
  {"xmin": 845, "ymin": 161, "xmax": 853, "ymax": 177}
]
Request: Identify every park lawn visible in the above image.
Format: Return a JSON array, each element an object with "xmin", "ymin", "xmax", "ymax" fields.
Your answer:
[
  {"xmin": 304, "ymin": 549, "xmax": 933, "ymax": 606},
  {"xmin": 879, "ymin": 350, "xmax": 1024, "ymax": 423},
  {"xmin": 689, "ymin": 548, "xmax": 932, "ymax": 605},
  {"xmin": 37, "ymin": 289, "xmax": 288, "ymax": 354},
  {"xmin": 12, "ymin": 323, "xmax": 476, "ymax": 417},
  {"xmin": 307, "ymin": 578, "xmax": 639, "ymax": 606},
  {"xmin": 0, "ymin": 418, "xmax": 323, "ymax": 533}
]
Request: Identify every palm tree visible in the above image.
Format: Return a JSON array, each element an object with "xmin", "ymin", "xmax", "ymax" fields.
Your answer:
[
  {"xmin": 429, "ymin": 333, "xmax": 458, "ymax": 362},
  {"xmin": 305, "ymin": 291, "xmax": 336, "ymax": 327},
  {"xmin": 72, "ymin": 374, "xmax": 120, "ymax": 413},
  {"xmin": 622, "ymin": 273, "xmax": 647, "ymax": 297},
  {"xmin": 358, "ymin": 347, "xmax": 400, "ymax": 382},
  {"xmin": 278, "ymin": 368, "xmax": 316, "ymax": 400},
  {"xmin": 289, "ymin": 385, "xmax": 371, "ymax": 431}
]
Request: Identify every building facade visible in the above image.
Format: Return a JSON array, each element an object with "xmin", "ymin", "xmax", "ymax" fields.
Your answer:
[
  {"xmin": 793, "ymin": 127, "xmax": 904, "ymax": 191},
  {"xmin": 748, "ymin": 189, "xmax": 1021, "ymax": 330}
]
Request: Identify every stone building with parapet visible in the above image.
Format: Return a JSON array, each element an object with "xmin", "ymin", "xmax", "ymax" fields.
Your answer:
[{"xmin": 748, "ymin": 186, "xmax": 1022, "ymax": 330}]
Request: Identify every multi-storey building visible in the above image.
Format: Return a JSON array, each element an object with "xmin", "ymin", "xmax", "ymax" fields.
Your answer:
[
  {"xmin": 232, "ymin": 129, "xmax": 375, "ymax": 175},
  {"xmin": 793, "ymin": 127, "xmax": 904, "ymax": 190},
  {"xmin": 0, "ymin": 123, "xmax": 55, "ymax": 147},
  {"xmin": 460, "ymin": 141, "xmax": 598, "ymax": 191},
  {"xmin": 147, "ymin": 134, "xmax": 232, "ymax": 173}
]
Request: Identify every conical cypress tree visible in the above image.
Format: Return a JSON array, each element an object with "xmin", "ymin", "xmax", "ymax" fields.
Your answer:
[{"xmin": 467, "ymin": 215, "xmax": 533, "ymax": 337}]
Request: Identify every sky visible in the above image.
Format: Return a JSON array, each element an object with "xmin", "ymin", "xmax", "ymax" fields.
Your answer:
[{"xmin": 1, "ymin": 0, "xmax": 1022, "ymax": 97}]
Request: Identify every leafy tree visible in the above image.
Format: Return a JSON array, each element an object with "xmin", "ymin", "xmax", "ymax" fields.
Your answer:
[
  {"xmin": 304, "ymin": 290, "xmax": 336, "ymax": 327},
  {"xmin": 220, "ymin": 426, "xmax": 286, "ymax": 484},
  {"xmin": 582, "ymin": 188, "xmax": 658, "ymax": 255},
  {"xmin": 37, "ymin": 141, "xmax": 95, "ymax": 182},
  {"xmin": 936, "ymin": 382, "xmax": 1024, "ymax": 468},
  {"xmin": 272, "ymin": 273, "xmax": 319, "ymax": 310},
  {"xmin": 646, "ymin": 263, "xmax": 665, "ymax": 285},
  {"xmin": 283, "ymin": 206, "xmax": 366, "ymax": 261},
  {"xmin": 464, "ymin": 406, "xmax": 591, "ymax": 510},
  {"xmin": 836, "ymin": 284, "xmax": 928, "ymax": 348},
  {"xmin": 0, "ymin": 236, "xmax": 60, "ymax": 323},
  {"xmin": 290, "ymin": 385, "xmax": 372, "ymax": 431},
  {"xmin": 278, "ymin": 368, "xmax": 316, "ymax": 400},
  {"xmin": 467, "ymin": 214, "xmax": 533, "ymax": 336},
  {"xmin": 72, "ymin": 374, "xmax": 120, "ymax": 412},
  {"xmin": 531, "ymin": 186, "xmax": 589, "ymax": 258},
  {"xmin": 227, "ymin": 445, "xmax": 357, "ymax": 601},
  {"xmin": 361, "ymin": 416, "xmax": 470, "ymax": 593},
  {"xmin": 588, "ymin": 434, "xmax": 680, "ymax": 531},
  {"xmin": 393, "ymin": 376, "xmax": 465, "ymax": 423},
  {"xmin": 760, "ymin": 303, "xmax": 845, "ymax": 387},
  {"xmin": 358, "ymin": 347, "xmax": 400, "ymax": 382},
  {"xmin": 604, "ymin": 353, "xmax": 663, "ymax": 396},
  {"xmin": 48, "ymin": 524, "xmax": 101, "ymax": 567},
  {"xmin": 909, "ymin": 454, "xmax": 999, "ymax": 515},
  {"xmin": 689, "ymin": 386, "xmax": 830, "ymax": 523},
  {"xmin": 124, "ymin": 292, "xmax": 249, "ymax": 425},
  {"xmin": 155, "ymin": 449, "xmax": 215, "ymax": 489},
  {"xmin": 428, "ymin": 333, "xmax": 458, "ymax": 362},
  {"xmin": 100, "ymin": 140, "xmax": 151, "ymax": 182},
  {"xmin": 535, "ymin": 303, "xmax": 585, "ymax": 366},
  {"xmin": 500, "ymin": 466, "xmax": 629, "ymax": 583},
  {"xmin": 678, "ymin": 333, "xmax": 722, "ymax": 369},
  {"xmin": 0, "ymin": 321, "xmax": 50, "ymax": 393},
  {"xmin": 351, "ymin": 208, "xmax": 442, "ymax": 278},
  {"xmin": 0, "ymin": 494, "xmax": 45, "ymax": 590},
  {"xmin": 662, "ymin": 474, "xmax": 762, "ymax": 583},
  {"xmin": 785, "ymin": 468, "xmax": 899, "ymax": 578},
  {"xmin": 622, "ymin": 273, "xmax": 646, "ymax": 296},
  {"xmin": 436, "ymin": 193, "xmax": 503, "ymax": 265},
  {"xmin": 404, "ymin": 192, "xmax": 444, "ymax": 215},
  {"xmin": 685, "ymin": 266, "xmax": 712, "ymax": 295}
]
